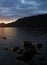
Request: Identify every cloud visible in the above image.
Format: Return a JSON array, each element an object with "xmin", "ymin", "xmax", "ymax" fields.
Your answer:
[
  {"xmin": 21, "ymin": 0, "xmax": 39, "ymax": 6},
  {"xmin": 0, "ymin": 0, "xmax": 47, "ymax": 18}
]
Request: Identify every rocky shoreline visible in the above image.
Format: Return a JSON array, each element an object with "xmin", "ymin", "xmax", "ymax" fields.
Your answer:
[{"xmin": 3, "ymin": 41, "xmax": 47, "ymax": 65}]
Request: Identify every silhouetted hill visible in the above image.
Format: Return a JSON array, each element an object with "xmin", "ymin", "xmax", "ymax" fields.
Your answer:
[
  {"xmin": 1, "ymin": 14, "xmax": 47, "ymax": 29},
  {"xmin": 6, "ymin": 14, "xmax": 47, "ymax": 28},
  {"xmin": 0, "ymin": 23, "xmax": 5, "ymax": 27}
]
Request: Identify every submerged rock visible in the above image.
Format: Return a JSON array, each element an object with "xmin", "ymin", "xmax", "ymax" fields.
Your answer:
[
  {"xmin": 4, "ymin": 48, "xmax": 8, "ymax": 50},
  {"xmin": 31, "ymin": 46, "xmax": 36, "ymax": 54},
  {"xmin": 1, "ymin": 37, "xmax": 7, "ymax": 39},
  {"xmin": 11, "ymin": 47, "xmax": 19, "ymax": 52},
  {"xmin": 4, "ymin": 37, "xmax": 7, "ymax": 39},
  {"xmin": 22, "ymin": 51, "xmax": 33, "ymax": 62},
  {"xmin": 16, "ymin": 55, "xmax": 23, "ymax": 60},
  {"xmin": 4, "ymin": 47, "xmax": 19, "ymax": 52},
  {"xmin": 22, "ymin": 46, "xmax": 36, "ymax": 62},
  {"xmin": 17, "ymin": 41, "xmax": 36, "ymax": 63},
  {"xmin": 23, "ymin": 41, "xmax": 32, "ymax": 49},
  {"xmin": 17, "ymin": 49, "xmax": 24, "ymax": 55}
]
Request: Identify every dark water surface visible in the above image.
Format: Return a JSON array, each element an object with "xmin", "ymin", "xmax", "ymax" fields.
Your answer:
[
  {"xmin": 0, "ymin": 27, "xmax": 47, "ymax": 48},
  {"xmin": 0, "ymin": 27, "xmax": 47, "ymax": 65}
]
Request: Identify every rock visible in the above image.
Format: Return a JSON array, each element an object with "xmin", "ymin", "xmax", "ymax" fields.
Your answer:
[
  {"xmin": 4, "ymin": 47, "xmax": 19, "ymax": 52},
  {"xmin": 1, "ymin": 37, "xmax": 7, "ymax": 39},
  {"xmin": 17, "ymin": 41, "xmax": 36, "ymax": 63},
  {"xmin": 4, "ymin": 48, "xmax": 8, "ymax": 50},
  {"xmin": 3, "ymin": 37, "xmax": 7, "ymax": 39},
  {"xmin": 22, "ymin": 50, "xmax": 33, "ymax": 62},
  {"xmin": 23, "ymin": 41, "xmax": 32, "ymax": 49},
  {"xmin": 24, "ymin": 46, "xmax": 36, "ymax": 62},
  {"xmin": 16, "ymin": 56, "xmax": 23, "ymax": 60},
  {"xmin": 11, "ymin": 47, "xmax": 19, "ymax": 52},
  {"xmin": 37, "ymin": 43, "xmax": 42, "ymax": 49},
  {"xmin": 18, "ymin": 46, "xmax": 36, "ymax": 62},
  {"xmin": 31, "ymin": 46, "xmax": 36, "ymax": 55},
  {"xmin": 17, "ymin": 49, "xmax": 24, "ymax": 55}
]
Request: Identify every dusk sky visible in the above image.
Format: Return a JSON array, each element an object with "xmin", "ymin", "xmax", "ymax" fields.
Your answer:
[{"xmin": 0, "ymin": 0, "xmax": 47, "ymax": 23}]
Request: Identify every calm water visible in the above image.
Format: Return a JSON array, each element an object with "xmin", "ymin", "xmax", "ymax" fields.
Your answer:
[
  {"xmin": 0, "ymin": 27, "xmax": 47, "ymax": 48},
  {"xmin": 0, "ymin": 27, "xmax": 47, "ymax": 65}
]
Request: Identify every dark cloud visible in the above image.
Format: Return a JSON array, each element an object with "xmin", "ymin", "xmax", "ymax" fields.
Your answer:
[{"xmin": 0, "ymin": 0, "xmax": 47, "ymax": 18}]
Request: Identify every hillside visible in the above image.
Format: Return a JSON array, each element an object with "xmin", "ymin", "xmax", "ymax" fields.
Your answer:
[
  {"xmin": 0, "ymin": 14, "xmax": 47, "ymax": 29},
  {"xmin": 6, "ymin": 14, "xmax": 47, "ymax": 28}
]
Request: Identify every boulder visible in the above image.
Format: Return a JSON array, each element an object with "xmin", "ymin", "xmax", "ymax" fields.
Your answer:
[
  {"xmin": 23, "ymin": 41, "xmax": 32, "ymax": 49},
  {"xmin": 17, "ymin": 45, "xmax": 36, "ymax": 63},
  {"xmin": 17, "ymin": 41, "xmax": 36, "ymax": 63},
  {"xmin": 11, "ymin": 47, "xmax": 19, "ymax": 52}
]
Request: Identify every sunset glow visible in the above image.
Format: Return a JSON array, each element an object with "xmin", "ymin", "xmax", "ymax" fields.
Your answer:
[
  {"xmin": 0, "ymin": 20, "xmax": 16, "ymax": 24},
  {"xmin": 0, "ymin": 21, "xmax": 13, "ymax": 24},
  {"xmin": 0, "ymin": 17, "xmax": 18, "ymax": 24}
]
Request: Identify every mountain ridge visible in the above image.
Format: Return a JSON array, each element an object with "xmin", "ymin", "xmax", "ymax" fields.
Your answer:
[{"xmin": 0, "ymin": 14, "xmax": 47, "ymax": 28}]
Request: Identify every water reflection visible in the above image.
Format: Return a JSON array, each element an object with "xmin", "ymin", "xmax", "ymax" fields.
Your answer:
[
  {"xmin": 0, "ymin": 27, "xmax": 47, "ymax": 48},
  {"xmin": 0, "ymin": 28, "xmax": 5, "ymax": 38}
]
